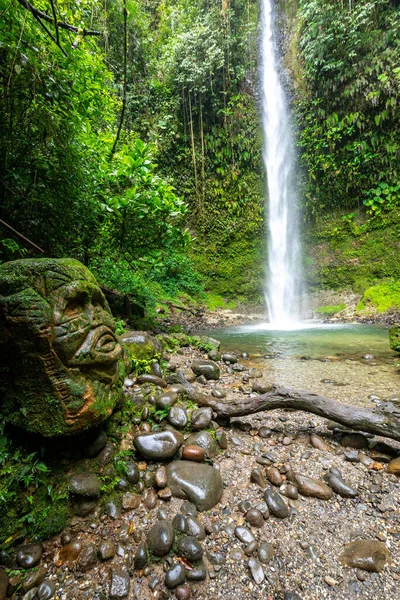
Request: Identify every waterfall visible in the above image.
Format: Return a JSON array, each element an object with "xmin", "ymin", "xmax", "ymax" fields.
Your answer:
[{"xmin": 261, "ymin": 0, "xmax": 303, "ymax": 327}]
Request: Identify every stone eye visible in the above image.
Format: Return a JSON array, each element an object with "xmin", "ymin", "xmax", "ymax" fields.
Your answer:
[
  {"xmin": 92, "ymin": 290, "xmax": 106, "ymax": 309},
  {"xmin": 65, "ymin": 292, "xmax": 88, "ymax": 315}
]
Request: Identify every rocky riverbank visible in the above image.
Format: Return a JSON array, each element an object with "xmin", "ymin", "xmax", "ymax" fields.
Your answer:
[{"xmin": 0, "ymin": 334, "xmax": 399, "ymax": 600}]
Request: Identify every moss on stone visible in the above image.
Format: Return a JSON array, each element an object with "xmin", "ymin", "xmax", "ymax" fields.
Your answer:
[
  {"xmin": 314, "ymin": 304, "xmax": 346, "ymax": 317},
  {"xmin": 356, "ymin": 281, "xmax": 400, "ymax": 314},
  {"xmin": 389, "ymin": 324, "xmax": 400, "ymax": 353}
]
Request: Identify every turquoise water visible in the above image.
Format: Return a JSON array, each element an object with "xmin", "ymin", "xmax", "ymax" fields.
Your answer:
[{"xmin": 201, "ymin": 322, "xmax": 393, "ymax": 360}]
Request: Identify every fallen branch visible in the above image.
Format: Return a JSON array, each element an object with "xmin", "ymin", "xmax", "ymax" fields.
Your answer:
[
  {"xmin": 166, "ymin": 301, "xmax": 197, "ymax": 316},
  {"xmin": 168, "ymin": 373, "xmax": 400, "ymax": 443}
]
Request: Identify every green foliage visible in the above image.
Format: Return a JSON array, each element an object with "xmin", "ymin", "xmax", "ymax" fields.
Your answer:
[
  {"xmin": 356, "ymin": 280, "xmax": 400, "ymax": 313},
  {"xmin": 314, "ymin": 304, "xmax": 346, "ymax": 317},
  {"xmin": 295, "ymin": 0, "xmax": 400, "ymax": 221}
]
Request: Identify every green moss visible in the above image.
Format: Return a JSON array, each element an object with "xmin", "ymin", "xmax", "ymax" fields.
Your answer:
[
  {"xmin": 389, "ymin": 324, "xmax": 400, "ymax": 353},
  {"xmin": 314, "ymin": 304, "xmax": 346, "ymax": 317},
  {"xmin": 356, "ymin": 281, "xmax": 400, "ymax": 314}
]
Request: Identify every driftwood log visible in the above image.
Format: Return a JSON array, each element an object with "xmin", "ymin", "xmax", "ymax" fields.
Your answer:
[{"xmin": 168, "ymin": 373, "xmax": 400, "ymax": 443}]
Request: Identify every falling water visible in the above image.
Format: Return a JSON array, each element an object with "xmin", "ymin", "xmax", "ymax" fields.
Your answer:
[{"xmin": 261, "ymin": 0, "xmax": 303, "ymax": 327}]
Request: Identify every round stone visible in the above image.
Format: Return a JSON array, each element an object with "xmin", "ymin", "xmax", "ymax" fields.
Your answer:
[{"xmin": 146, "ymin": 521, "xmax": 174, "ymax": 557}]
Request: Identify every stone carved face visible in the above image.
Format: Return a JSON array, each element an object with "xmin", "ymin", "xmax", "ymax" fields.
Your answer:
[{"xmin": 0, "ymin": 259, "xmax": 125, "ymax": 436}]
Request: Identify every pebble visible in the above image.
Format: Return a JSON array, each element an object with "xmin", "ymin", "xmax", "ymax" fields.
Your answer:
[
  {"xmin": 37, "ymin": 580, "xmax": 55, "ymax": 600},
  {"xmin": 250, "ymin": 467, "xmax": 267, "ymax": 488},
  {"xmin": 186, "ymin": 564, "xmax": 207, "ymax": 581},
  {"xmin": 147, "ymin": 521, "xmax": 175, "ymax": 557},
  {"xmin": 191, "ymin": 407, "xmax": 213, "ymax": 430},
  {"xmin": 258, "ymin": 542, "xmax": 274, "ymax": 564},
  {"xmin": 69, "ymin": 473, "xmax": 101, "ymax": 497},
  {"xmin": 339, "ymin": 539, "xmax": 390, "ymax": 572},
  {"xmin": 245, "ymin": 508, "xmax": 264, "ymax": 528},
  {"xmin": 155, "ymin": 465, "xmax": 168, "ymax": 488},
  {"xmin": 248, "ymin": 557, "xmax": 265, "ymax": 584},
  {"xmin": 264, "ymin": 487, "xmax": 289, "ymax": 519},
  {"xmin": 134, "ymin": 541, "xmax": 147, "ymax": 570},
  {"xmin": 76, "ymin": 542, "xmax": 97, "ymax": 572},
  {"xmin": 16, "ymin": 544, "xmax": 43, "ymax": 569},
  {"xmin": 168, "ymin": 406, "xmax": 188, "ymax": 429},
  {"xmin": 165, "ymin": 563, "xmax": 186, "ymax": 589},
  {"xmin": 387, "ymin": 456, "xmax": 400, "ymax": 475},
  {"xmin": 287, "ymin": 471, "xmax": 333, "ymax": 500},
  {"xmin": 323, "ymin": 468, "xmax": 358, "ymax": 497},
  {"xmin": 310, "ymin": 434, "xmax": 330, "ymax": 451},
  {"xmin": 99, "ymin": 541, "xmax": 116, "ymax": 561},
  {"xmin": 234, "ymin": 526, "xmax": 255, "ymax": 544},
  {"xmin": 185, "ymin": 516, "xmax": 206, "ymax": 540},
  {"xmin": 341, "ymin": 433, "xmax": 369, "ymax": 449},
  {"xmin": 182, "ymin": 445, "xmax": 206, "ymax": 462},
  {"xmin": 324, "ymin": 575, "xmax": 337, "ymax": 587},
  {"xmin": 107, "ymin": 568, "xmax": 130, "ymax": 600},
  {"xmin": 176, "ymin": 535, "xmax": 203, "ymax": 562},
  {"xmin": 176, "ymin": 585, "xmax": 191, "ymax": 600},
  {"xmin": 266, "ymin": 466, "xmax": 283, "ymax": 486}
]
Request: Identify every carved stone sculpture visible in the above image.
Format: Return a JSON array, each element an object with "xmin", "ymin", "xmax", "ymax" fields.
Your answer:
[{"xmin": 0, "ymin": 258, "xmax": 126, "ymax": 436}]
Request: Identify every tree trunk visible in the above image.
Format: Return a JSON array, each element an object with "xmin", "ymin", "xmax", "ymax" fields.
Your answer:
[{"xmin": 168, "ymin": 373, "xmax": 400, "ymax": 443}]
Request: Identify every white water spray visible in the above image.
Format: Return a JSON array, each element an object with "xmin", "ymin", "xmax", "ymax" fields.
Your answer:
[{"xmin": 261, "ymin": 0, "xmax": 303, "ymax": 327}]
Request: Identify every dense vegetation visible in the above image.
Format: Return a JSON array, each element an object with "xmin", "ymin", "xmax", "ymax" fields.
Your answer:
[{"xmin": 1, "ymin": 0, "xmax": 399, "ymax": 312}]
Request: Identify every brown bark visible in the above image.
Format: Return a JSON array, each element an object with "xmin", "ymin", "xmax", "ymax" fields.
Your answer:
[{"xmin": 168, "ymin": 373, "xmax": 400, "ymax": 443}]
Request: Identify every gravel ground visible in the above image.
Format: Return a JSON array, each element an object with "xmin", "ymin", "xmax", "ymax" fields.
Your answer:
[{"xmin": 7, "ymin": 344, "xmax": 400, "ymax": 600}]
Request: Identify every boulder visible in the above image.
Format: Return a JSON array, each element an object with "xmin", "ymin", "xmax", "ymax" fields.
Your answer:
[
  {"xmin": 120, "ymin": 331, "xmax": 162, "ymax": 362},
  {"xmin": 191, "ymin": 360, "xmax": 220, "ymax": 381}
]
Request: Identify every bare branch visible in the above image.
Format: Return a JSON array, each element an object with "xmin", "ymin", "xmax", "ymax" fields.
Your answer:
[{"xmin": 16, "ymin": 0, "xmax": 101, "ymax": 37}]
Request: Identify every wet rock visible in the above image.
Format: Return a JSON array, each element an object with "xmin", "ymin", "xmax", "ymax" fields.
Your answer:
[
  {"xmin": 77, "ymin": 543, "xmax": 97, "ymax": 572},
  {"xmin": 186, "ymin": 564, "xmax": 207, "ymax": 581},
  {"xmin": 184, "ymin": 431, "xmax": 218, "ymax": 458},
  {"xmin": 143, "ymin": 488, "xmax": 157, "ymax": 509},
  {"xmin": 158, "ymin": 487, "xmax": 172, "ymax": 500},
  {"xmin": 287, "ymin": 471, "xmax": 333, "ymax": 500},
  {"xmin": 258, "ymin": 426, "xmax": 271, "ymax": 439},
  {"xmin": 208, "ymin": 350, "xmax": 221, "ymax": 361},
  {"xmin": 191, "ymin": 360, "xmax": 220, "ymax": 380},
  {"xmin": 250, "ymin": 467, "xmax": 267, "ymax": 488},
  {"xmin": 57, "ymin": 541, "xmax": 82, "ymax": 565},
  {"xmin": 248, "ymin": 557, "xmax": 265, "ymax": 584},
  {"xmin": 155, "ymin": 465, "xmax": 168, "ymax": 488},
  {"xmin": 165, "ymin": 564, "xmax": 186, "ymax": 589},
  {"xmin": 245, "ymin": 508, "xmax": 264, "ymax": 528},
  {"xmin": 344, "ymin": 450, "xmax": 360, "ymax": 463},
  {"xmin": 168, "ymin": 406, "xmax": 188, "ymax": 429},
  {"xmin": 176, "ymin": 585, "xmax": 191, "ymax": 600},
  {"xmin": 196, "ymin": 375, "xmax": 208, "ymax": 385},
  {"xmin": 83, "ymin": 429, "xmax": 108, "ymax": 457},
  {"xmin": 176, "ymin": 536, "xmax": 203, "ymax": 562},
  {"xmin": 310, "ymin": 434, "xmax": 330, "ymax": 451},
  {"xmin": 147, "ymin": 521, "xmax": 174, "ymax": 557},
  {"xmin": 156, "ymin": 391, "xmax": 178, "ymax": 410},
  {"xmin": 16, "ymin": 544, "xmax": 43, "ymax": 569},
  {"xmin": 339, "ymin": 540, "xmax": 390, "ymax": 572},
  {"xmin": 234, "ymin": 526, "xmax": 255, "ymax": 544},
  {"xmin": 69, "ymin": 472, "xmax": 101, "ymax": 497},
  {"xmin": 134, "ymin": 431, "xmax": 184, "ymax": 461},
  {"xmin": 212, "ymin": 388, "xmax": 226, "ymax": 398},
  {"xmin": 190, "ymin": 407, "xmax": 213, "ymax": 431},
  {"xmin": 216, "ymin": 429, "xmax": 228, "ymax": 450},
  {"xmin": 323, "ymin": 469, "xmax": 358, "ymax": 498},
  {"xmin": 222, "ymin": 353, "xmax": 237, "ymax": 364},
  {"xmin": 340, "ymin": 433, "xmax": 369, "ymax": 449},
  {"xmin": 283, "ymin": 483, "xmax": 298, "ymax": 500},
  {"xmin": 22, "ymin": 569, "xmax": 45, "ymax": 593},
  {"xmin": 71, "ymin": 497, "xmax": 97, "ymax": 517},
  {"xmin": 121, "ymin": 331, "xmax": 162, "ymax": 362},
  {"xmin": 387, "ymin": 456, "xmax": 400, "ymax": 475},
  {"xmin": 22, "ymin": 589, "xmax": 37, "ymax": 600},
  {"xmin": 122, "ymin": 492, "xmax": 141, "ymax": 510},
  {"xmin": 167, "ymin": 461, "xmax": 223, "ymax": 511},
  {"xmin": 99, "ymin": 541, "xmax": 116, "ymax": 561},
  {"xmin": 182, "ymin": 445, "xmax": 205, "ymax": 462},
  {"xmin": 136, "ymin": 374, "xmax": 167, "ymax": 388},
  {"xmin": 264, "ymin": 487, "xmax": 289, "ymax": 519},
  {"xmin": 104, "ymin": 501, "xmax": 121, "ymax": 519},
  {"xmin": 284, "ymin": 593, "xmax": 303, "ymax": 600},
  {"xmin": 109, "ymin": 567, "xmax": 130, "ymax": 599},
  {"xmin": 185, "ymin": 516, "xmax": 206, "ymax": 540},
  {"xmin": 134, "ymin": 541, "xmax": 147, "ymax": 570},
  {"xmin": 173, "ymin": 514, "xmax": 187, "ymax": 533},
  {"xmin": 36, "ymin": 580, "xmax": 55, "ymax": 600},
  {"xmin": 252, "ymin": 381, "xmax": 270, "ymax": 395},
  {"xmin": 258, "ymin": 542, "xmax": 274, "ymax": 564},
  {"xmin": 266, "ymin": 466, "xmax": 283, "ymax": 486}
]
